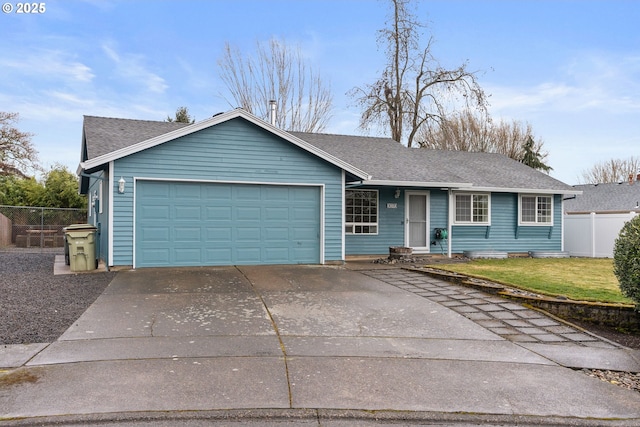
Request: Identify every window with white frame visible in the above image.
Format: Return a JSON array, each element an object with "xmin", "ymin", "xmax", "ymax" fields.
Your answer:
[
  {"xmin": 454, "ymin": 193, "xmax": 490, "ymax": 224},
  {"xmin": 519, "ymin": 194, "xmax": 553, "ymax": 225},
  {"xmin": 345, "ymin": 189, "xmax": 378, "ymax": 234}
]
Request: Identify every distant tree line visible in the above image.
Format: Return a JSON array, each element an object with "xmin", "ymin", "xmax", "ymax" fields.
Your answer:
[{"xmin": 0, "ymin": 112, "xmax": 86, "ymax": 209}]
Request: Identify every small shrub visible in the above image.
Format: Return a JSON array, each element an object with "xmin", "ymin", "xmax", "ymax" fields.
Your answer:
[{"xmin": 613, "ymin": 214, "xmax": 640, "ymax": 308}]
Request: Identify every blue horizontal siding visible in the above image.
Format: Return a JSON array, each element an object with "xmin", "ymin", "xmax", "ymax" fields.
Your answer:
[
  {"xmin": 346, "ymin": 187, "xmax": 405, "ymax": 255},
  {"xmin": 451, "ymin": 193, "xmax": 562, "ymax": 252},
  {"xmin": 346, "ymin": 190, "xmax": 563, "ymax": 256},
  {"xmin": 111, "ymin": 118, "xmax": 343, "ymax": 266}
]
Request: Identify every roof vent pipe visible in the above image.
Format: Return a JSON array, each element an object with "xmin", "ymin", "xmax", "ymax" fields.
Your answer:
[{"xmin": 269, "ymin": 100, "xmax": 277, "ymax": 126}]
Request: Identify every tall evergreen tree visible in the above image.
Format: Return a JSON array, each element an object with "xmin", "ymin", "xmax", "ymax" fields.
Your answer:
[
  {"xmin": 520, "ymin": 136, "xmax": 552, "ymax": 173},
  {"xmin": 166, "ymin": 106, "xmax": 195, "ymax": 124}
]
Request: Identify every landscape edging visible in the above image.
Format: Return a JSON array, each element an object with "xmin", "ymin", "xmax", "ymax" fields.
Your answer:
[{"xmin": 405, "ymin": 266, "xmax": 640, "ymax": 333}]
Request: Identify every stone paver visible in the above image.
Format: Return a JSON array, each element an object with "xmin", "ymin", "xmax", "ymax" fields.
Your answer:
[{"xmin": 362, "ymin": 269, "xmax": 622, "ymax": 349}]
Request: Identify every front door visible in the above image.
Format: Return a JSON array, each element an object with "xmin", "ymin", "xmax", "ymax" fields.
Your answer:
[{"xmin": 405, "ymin": 191, "xmax": 430, "ymax": 253}]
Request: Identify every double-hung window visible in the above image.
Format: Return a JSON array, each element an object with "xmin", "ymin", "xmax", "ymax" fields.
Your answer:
[
  {"xmin": 454, "ymin": 193, "xmax": 490, "ymax": 225},
  {"xmin": 345, "ymin": 189, "xmax": 378, "ymax": 234},
  {"xmin": 519, "ymin": 194, "xmax": 553, "ymax": 225}
]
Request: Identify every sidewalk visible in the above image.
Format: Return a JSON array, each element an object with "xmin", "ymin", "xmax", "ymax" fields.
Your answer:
[{"xmin": 1, "ymin": 264, "xmax": 639, "ymax": 426}]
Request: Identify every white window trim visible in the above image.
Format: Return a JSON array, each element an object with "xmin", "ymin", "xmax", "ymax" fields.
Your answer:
[
  {"xmin": 345, "ymin": 189, "xmax": 379, "ymax": 235},
  {"xmin": 518, "ymin": 194, "xmax": 554, "ymax": 226},
  {"xmin": 453, "ymin": 192, "xmax": 491, "ymax": 225}
]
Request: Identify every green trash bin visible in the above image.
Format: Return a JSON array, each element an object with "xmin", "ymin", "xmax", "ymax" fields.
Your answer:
[{"xmin": 64, "ymin": 224, "xmax": 98, "ymax": 272}]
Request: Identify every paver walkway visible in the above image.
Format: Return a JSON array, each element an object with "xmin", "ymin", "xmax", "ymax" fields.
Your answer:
[{"xmin": 363, "ymin": 268, "xmax": 621, "ymax": 348}]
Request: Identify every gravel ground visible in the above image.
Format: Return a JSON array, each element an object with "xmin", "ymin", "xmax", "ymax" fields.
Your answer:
[
  {"xmin": 0, "ymin": 252, "xmax": 116, "ymax": 345},
  {"xmin": 1, "ymin": 252, "xmax": 638, "ymax": 394}
]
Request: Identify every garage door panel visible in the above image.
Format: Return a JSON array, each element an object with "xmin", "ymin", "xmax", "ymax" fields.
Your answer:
[
  {"xmin": 264, "ymin": 207, "xmax": 289, "ymax": 221},
  {"xmin": 236, "ymin": 227, "xmax": 260, "ymax": 241},
  {"xmin": 264, "ymin": 247, "xmax": 290, "ymax": 263},
  {"xmin": 205, "ymin": 227, "xmax": 232, "ymax": 242},
  {"xmin": 205, "ymin": 248, "xmax": 233, "ymax": 264},
  {"xmin": 235, "ymin": 186, "xmax": 261, "ymax": 201},
  {"xmin": 140, "ymin": 183, "xmax": 170, "ymax": 198},
  {"xmin": 141, "ymin": 248, "xmax": 171, "ymax": 265},
  {"xmin": 264, "ymin": 227, "xmax": 289, "ymax": 240},
  {"xmin": 205, "ymin": 206, "xmax": 232, "ymax": 220},
  {"xmin": 175, "ymin": 248, "xmax": 202, "ymax": 263},
  {"xmin": 236, "ymin": 206, "xmax": 261, "ymax": 221},
  {"xmin": 236, "ymin": 247, "xmax": 261, "ymax": 263},
  {"xmin": 136, "ymin": 181, "xmax": 320, "ymax": 267},
  {"xmin": 204, "ymin": 185, "xmax": 232, "ymax": 200},
  {"xmin": 173, "ymin": 227, "xmax": 201, "ymax": 242},
  {"xmin": 292, "ymin": 206, "xmax": 317, "ymax": 220},
  {"xmin": 293, "ymin": 226, "xmax": 318, "ymax": 240},
  {"xmin": 175, "ymin": 206, "xmax": 201, "ymax": 220},
  {"xmin": 140, "ymin": 226, "xmax": 170, "ymax": 242},
  {"xmin": 265, "ymin": 186, "xmax": 289, "ymax": 201},
  {"xmin": 175, "ymin": 183, "xmax": 201, "ymax": 199},
  {"xmin": 140, "ymin": 205, "xmax": 170, "ymax": 220}
]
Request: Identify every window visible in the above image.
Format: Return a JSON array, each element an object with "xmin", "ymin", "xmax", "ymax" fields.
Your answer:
[
  {"xmin": 345, "ymin": 189, "xmax": 378, "ymax": 234},
  {"xmin": 454, "ymin": 193, "xmax": 490, "ymax": 224},
  {"xmin": 520, "ymin": 195, "xmax": 553, "ymax": 225}
]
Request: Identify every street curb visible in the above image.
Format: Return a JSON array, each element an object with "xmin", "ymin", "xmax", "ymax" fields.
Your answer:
[{"xmin": 1, "ymin": 409, "xmax": 640, "ymax": 426}]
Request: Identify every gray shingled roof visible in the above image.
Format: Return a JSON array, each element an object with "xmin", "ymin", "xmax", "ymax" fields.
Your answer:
[
  {"xmin": 291, "ymin": 132, "xmax": 574, "ymax": 192},
  {"xmin": 564, "ymin": 182, "xmax": 640, "ymax": 213},
  {"xmin": 83, "ymin": 116, "xmax": 190, "ymax": 160},
  {"xmin": 81, "ymin": 115, "xmax": 575, "ymax": 192}
]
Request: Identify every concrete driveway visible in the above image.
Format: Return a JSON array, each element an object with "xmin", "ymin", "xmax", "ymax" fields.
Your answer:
[{"xmin": 1, "ymin": 264, "xmax": 639, "ymax": 425}]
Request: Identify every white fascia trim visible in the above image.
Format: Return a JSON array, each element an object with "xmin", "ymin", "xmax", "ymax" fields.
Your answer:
[
  {"xmin": 352, "ymin": 180, "xmax": 473, "ymax": 188},
  {"xmin": 341, "ymin": 170, "xmax": 346, "ymax": 262},
  {"xmin": 135, "ymin": 176, "xmax": 326, "ymax": 188},
  {"xmin": 468, "ymin": 186, "xmax": 583, "ymax": 196},
  {"xmin": 108, "ymin": 161, "xmax": 114, "ymax": 267},
  {"xmin": 320, "ymin": 184, "xmax": 325, "ymax": 265},
  {"xmin": 80, "ymin": 109, "xmax": 371, "ymax": 181}
]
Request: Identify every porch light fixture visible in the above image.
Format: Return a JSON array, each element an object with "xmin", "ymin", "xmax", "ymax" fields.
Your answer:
[
  {"xmin": 118, "ymin": 177, "xmax": 126, "ymax": 194},
  {"xmin": 394, "ymin": 188, "xmax": 401, "ymax": 199}
]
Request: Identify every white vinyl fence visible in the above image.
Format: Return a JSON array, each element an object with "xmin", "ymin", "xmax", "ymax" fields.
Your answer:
[{"xmin": 564, "ymin": 211, "xmax": 637, "ymax": 258}]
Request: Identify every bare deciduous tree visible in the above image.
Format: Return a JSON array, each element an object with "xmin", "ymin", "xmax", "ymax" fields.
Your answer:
[
  {"xmin": 419, "ymin": 110, "xmax": 551, "ymax": 171},
  {"xmin": 580, "ymin": 157, "xmax": 640, "ymax": 184},
  {"xmin": 0, "ymin": 112, "xmax": 39, "ymax": 178},
  {"xmin": 349, "ymin": 0, "xmax": 487, "ymax": 147},
  {"xmin": 218, "ymin": 38, "xmax": 333, "ymax": 132}
]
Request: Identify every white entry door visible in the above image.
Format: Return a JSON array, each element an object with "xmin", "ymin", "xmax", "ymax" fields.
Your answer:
[{"xmin": 405, "ymin": 191, "xmax": 430, "ymax": 253}]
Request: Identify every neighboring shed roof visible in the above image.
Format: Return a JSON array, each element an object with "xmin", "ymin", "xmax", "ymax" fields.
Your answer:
[
  {"xmin": 79, "ymin": 111, "xmax": 577, "ymax": 194},
  {"xmin": 564, "ymin": 182, "xmax": 640, "ymax": 213}
]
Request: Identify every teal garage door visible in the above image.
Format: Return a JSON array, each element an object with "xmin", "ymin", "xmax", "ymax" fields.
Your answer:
[{"xmin": 135, "ymin": 181, "xmax": 321, "ymax": 267}]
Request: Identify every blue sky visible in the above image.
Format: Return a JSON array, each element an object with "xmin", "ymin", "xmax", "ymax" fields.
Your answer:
[{"xmin": 1, "ymin": 0, "xmax": 639, "ymax": 185}]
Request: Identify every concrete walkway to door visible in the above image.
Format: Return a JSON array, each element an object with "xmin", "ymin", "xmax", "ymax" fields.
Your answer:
[{"xmin": 1, "ymin": 264, "xmax": 639, "ymax": 426}]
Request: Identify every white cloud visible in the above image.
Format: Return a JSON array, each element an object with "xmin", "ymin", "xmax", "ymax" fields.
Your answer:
[
  {"xmin": 0, "ymin": 50, "xmax": 95, "ymax": 84},
  {"xmin": 101, "ymin": 42, "xmax": 169, "ymax": 94},
  {"xmin": 487, "ymin": 51, "xmax": 640, "ymax": 117}
]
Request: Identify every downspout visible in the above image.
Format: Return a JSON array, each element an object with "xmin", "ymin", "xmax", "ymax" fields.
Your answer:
[
  {"xmin": 447, "ymin": 189, "xmax": 453, "ymax": 258},
  {"xmin": 561, "ymin": 197, "xmax": 565, "ymax": 252}
]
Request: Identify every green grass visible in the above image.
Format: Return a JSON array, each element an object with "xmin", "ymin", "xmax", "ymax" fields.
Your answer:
[{"xmin": 428, "ymin": 258, "xmax": 634, "ymax": 305}]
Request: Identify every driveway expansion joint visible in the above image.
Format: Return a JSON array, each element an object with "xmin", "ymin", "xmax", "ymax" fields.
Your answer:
[{"xmin": 235, "ymin": 266, "xmax": 294, "ymax": 408}]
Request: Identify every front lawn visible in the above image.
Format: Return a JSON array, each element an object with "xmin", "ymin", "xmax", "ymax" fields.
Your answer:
[{"xmin": 427, "ymin": 258, "xmax": 634, "ymax": 305}]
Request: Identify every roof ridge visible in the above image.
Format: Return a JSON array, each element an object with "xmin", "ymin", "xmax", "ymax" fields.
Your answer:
[
  {"xmin": 291, "ymin": 130, "xmax": 397, "ymax": 142},
  {"xmin": 83, "ymin": 115, "xmax": 187, "ymax": 125}
]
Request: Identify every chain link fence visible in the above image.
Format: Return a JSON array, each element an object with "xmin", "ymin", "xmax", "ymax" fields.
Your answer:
[{"xmin": 0, "ymin": 205, "xmax": 87, "ymax": 252}]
